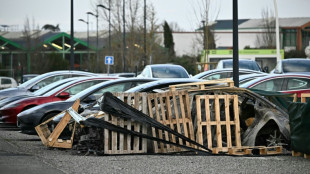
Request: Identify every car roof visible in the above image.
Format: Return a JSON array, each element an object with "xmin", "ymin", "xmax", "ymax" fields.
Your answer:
[
  {"xmin": 43, "ymin": 76, "xmax": 117, "ymax": 96},
  {"xmin": 126, "ymin": 78, "xmax": 203, "ymax": 93},
  {"xmin": 193, "ymin": 68, "xmax": 265, "ymax": 79},
  {"xmin": 19, "ymin": 70, "xmax": 98, "ymax": 89},
  {"xmin": 240, "ymin": 73, "xmax": 310, "ymax": 88},
  {"xmin": 68, "ymin": 77, "xmax": 156, "ymax": 101}
]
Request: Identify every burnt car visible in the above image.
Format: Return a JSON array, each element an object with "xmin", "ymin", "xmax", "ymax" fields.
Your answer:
[{"xmin": 187, "ymin": 87, "xmax": 290, "ymax": 148}]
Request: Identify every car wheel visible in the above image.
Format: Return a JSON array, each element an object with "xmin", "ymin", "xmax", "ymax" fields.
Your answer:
[{"xmin": 41, "ymin": 112, "xmax": 59, "ymax": 132}]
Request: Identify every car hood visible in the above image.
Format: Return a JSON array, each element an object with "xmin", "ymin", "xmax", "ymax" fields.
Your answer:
[
  {"xmin": 17, "ymin": 100, "xmax": 75, "ymax": 118},
  {"xmin": 0, "ymin": 94, "xmax": 35, "ymax": 108},
  {"xmin": 0, "ymin": 87, "xmax": 30, "ymax": 101}
]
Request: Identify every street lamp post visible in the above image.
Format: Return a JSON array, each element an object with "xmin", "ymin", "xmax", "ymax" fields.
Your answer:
[
  {"xmin": 97, "ymin": 4, "xmax": 111, "ymax": 73},
  {"xmin": 98, "ymin": 4, "xmax": 111, "ymax": 51},
  {"xmin": 87, "ymin": 11, "xmax": 98, "ymax": 72},
  {"xmin": 78, "ymin": 18, "xmax": 89, "ymax": 68}
]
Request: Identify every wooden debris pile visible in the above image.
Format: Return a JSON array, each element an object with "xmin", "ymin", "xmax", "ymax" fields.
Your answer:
[{"xmin": 35, "ymin": 79, "xmax": 284, "ymax": 156}]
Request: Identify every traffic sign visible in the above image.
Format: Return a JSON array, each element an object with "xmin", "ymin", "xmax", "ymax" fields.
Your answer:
[{"xmin": 105, "ymin": 56, "xmax": 114, "ymax": 65}]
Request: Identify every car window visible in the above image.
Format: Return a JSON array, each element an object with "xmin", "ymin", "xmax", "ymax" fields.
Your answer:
[
  {"xmin": 63, "ymin": 80, "xmax": 104, "ymax": 95},
  {"xmin": 223, "ymin": 61, "xmax": 261, "ymax": 71},
  {"xmin": 283, "ymin": 61, "xmax": 310, "ymax": 73},
  {"xmin": 1, "ymin": 78, "xmax": 12, "ymax": 85},
  {"xmin": 151, "ymin": 66, "xmax": 188, "ymax": 78},
  {"xmin": 36, "ymin": 75, "xmax": 70, "ymax": 89},
  {"xmin": 203, "ymin": 72, "xmax": 230, "ymax": 80},
  {"xmin": 90, "ymin": 82, "xmax": 133, "ymax": 100},
  {"xmin": 251, "ymin": 78, "xmax": 284, "ymax": 92},
  {"xmin": 287, "ymin": 78, "xmax": 310, "ymax": 90}
]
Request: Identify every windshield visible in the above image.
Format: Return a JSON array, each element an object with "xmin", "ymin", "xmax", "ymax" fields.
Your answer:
[
  {"xmin": 283, "ymin": 60, "xmax": 310, "ymax": 73},
  {"xmin": 33, "ymin": 78, "xmax": 75, "ymax": 96},
  {"xmin": 151, "ymin": 66, "xmax": 189, "ymax": 78}
]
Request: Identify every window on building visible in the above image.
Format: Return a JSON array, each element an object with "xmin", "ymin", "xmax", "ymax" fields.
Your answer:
[{"xmin": 283, "ymin": 29, "xmax": 297, "ymax": 47}]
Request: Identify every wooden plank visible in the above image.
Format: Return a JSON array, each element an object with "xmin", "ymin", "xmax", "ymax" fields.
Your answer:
[
  {"xmin": 159, "ymin": 93, "xmax": 171, "ymax": 150},
  {"xmin": 224, "ymin": 95, "xmax": 232, "ymax": 148},
  {"xmin": 196, "ymin": 96, "xmax": 203, "ymax": 147},
  {"xmin": 119, "ymin": 93, "xmax": 125, "ymax": 154},
  {"xmin": 179, "ymin": 92, "xmax": 189, "ymax": 146},
  {"xmin": 204, "ymin": 95, "xmax": 212, "ymax": 150},
  {"xmin": 141, "ymin": 93, "xmax": 148, "ymax": 153},
  {"xmin": 185, "ymin": 91, "xmax": 195, "ymax": 147},
  {"xmin": 301, "ymin": 93, "xmax": 310, "ymax": 103},
  {"xmin": 165, "ymin": 91, "xmax": 176, "ymax": 151},
  {"xmin": 126, "ymin": 93, "xmax": 132, "ymax": 152},
  {"xmin": 233, "ymin": 95, "xmax": 241, "ymax": 148},
  {"xmin": 172, "ymin": 91, "xmax": 183, "ymax": 146},
  {"xmin": 214, "ymin": 95, "xmax": 222, "ymax": 148},
  {"xmin": 133, "ymin": 93, "xmax": 140, "ymax": 153},
  {"xmin": 148, "ymin": 94, "xmax": 159, "ymax": 153}
]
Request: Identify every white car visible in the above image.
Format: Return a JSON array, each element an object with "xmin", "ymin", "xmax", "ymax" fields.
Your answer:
[
  {"xmin": 137, "ymin": 64, "xmax": 190, "ymax": 78},
  {"xmin": 0, "ymin": 77, "xmax": 17, "ymax": 90}
]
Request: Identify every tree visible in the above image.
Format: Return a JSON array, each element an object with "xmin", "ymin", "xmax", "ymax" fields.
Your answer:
[
  {"xmin": 163, "ymin": 21, "xmax": 175, "ymax": 58},
  {"xmin": 255, "ymin": 8, "xmax": 276, "ymax": 49},
  {"xmin": 42, "ymin": 24, "xmax": 60, "ymax": 32}
]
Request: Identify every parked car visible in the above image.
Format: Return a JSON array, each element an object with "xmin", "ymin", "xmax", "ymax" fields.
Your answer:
[
  {"xmin": 0, "ymin": 70, "xmax": 98, "ymax": 101},
  {"xmin": 193, "ymin": 68, "xmax": 266, "ymax": 80},
  {"xmin": 1, "ymin": 76, "xmax": 115, "ymax": 125},
  {"xmin": 216, "ymin": 59, "xmax": 262, "ymax": 72},
  {"xmin": 240, "ymin": 73, "xmax": 310, "ymax": 97},
  {"xmin": 238, "ymin": 73, "xmax": 269, "ymax": 85},
  {"xmin": 0, "ymin": 76, "xmax": 17, "ymax": 89},
  {"xmin": 17, "ymin": 78, "xmax": 156, "ymax": 134},
  {"xmin": 137, "ymin": 64, "xmax": 190, "ymax": 78},
  {"xmin": 0, "ymin": 78, "xmax": 77, "ymax": 109},
  {"xmin": 272, "ymin": 58, "xmax": 310, "ymax": 74},
  {"xmin": 20, "ymin": 74, "xmax": 39, "ymax": 84},
  {"xmin": 110, "ymin": 73, "xmax": 136, "ymax": 78}
]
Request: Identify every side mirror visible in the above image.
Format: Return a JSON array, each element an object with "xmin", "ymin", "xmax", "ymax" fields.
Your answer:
[
  {"xmin": 29, "ymin": 85, "xmax": 40, "ymax": 92},
  {"xmin": 84, "ymin": 95, "xmax": 97, "ymax": 103},
  {"xmin": 57, "ymin": 91, "xmax": 70, "ymax": 98}
]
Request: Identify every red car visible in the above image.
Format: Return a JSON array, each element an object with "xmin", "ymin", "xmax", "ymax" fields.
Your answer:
[
  {"xmin": 0, "ymin": 76, "xmax": 116, "ymax": 124},
  {"xmin": 240, "ymin": 73, "xmax": 310, "ymax": 97}
]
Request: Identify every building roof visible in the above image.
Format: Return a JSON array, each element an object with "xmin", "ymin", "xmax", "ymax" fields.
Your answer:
[
  {"xmin": 211, "ymin": 19, "xmax": 249, "ymax": 30},
  {"xmin": 238, "ymin": 17, "xmax": 310, "ymax": 29}
]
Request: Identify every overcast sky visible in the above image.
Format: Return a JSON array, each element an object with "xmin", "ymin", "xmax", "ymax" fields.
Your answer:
[{"xmin": 1, "ymin": 0, "xmax": 309, "ymax": 32}]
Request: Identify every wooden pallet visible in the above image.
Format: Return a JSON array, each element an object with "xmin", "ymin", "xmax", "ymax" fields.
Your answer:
[
  {"xmin": 195, "ymin": 94, "xmax": 241, "ymax": 153},
  {"xmin": 292, "ymin": 151, "xmax": 310, "ymax": 159},
  {"xmin": 301, "ymin": 93, "xmax": 310, "ymax": 103},
  {"xmin": 103, "ymin": 92, "xmax": 148, "ymax": 154},
  {"xmin": 35, "ymin": 99, "xmax": 80, "ymax": 148},
  {"xmin": 228, "ymin": 146, "xmax": 283, "ymax": 155},
  {"xmin": 147, "ymin": 90, "xmax": 196, "ymax": 153},
  {"xmin": 169, "ymin": 78, "xmax": 234, "ymax": 92}
]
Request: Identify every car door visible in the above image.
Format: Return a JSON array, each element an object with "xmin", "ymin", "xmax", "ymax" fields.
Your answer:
[
  {"xmin": 250, "ymin": 78, "xmax": 285, "ymax": 92},
  {"xmin": 282, "ymin": 77, "xmax": 310, "ymax": 96}
]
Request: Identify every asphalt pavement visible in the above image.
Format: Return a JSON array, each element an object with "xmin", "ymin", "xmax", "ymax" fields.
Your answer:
[{"xmin": 0, "ymin": 123, "xmax": 310, "ymax": 174}]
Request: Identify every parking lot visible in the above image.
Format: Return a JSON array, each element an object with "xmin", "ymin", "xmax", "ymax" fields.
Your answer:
[{"xmin": 1, "ymin": 123, "xmax": 309, "ymax": 174}]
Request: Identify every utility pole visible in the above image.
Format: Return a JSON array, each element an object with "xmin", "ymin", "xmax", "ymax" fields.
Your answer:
[
  {"xmin": 70, "ymin": 0, "xmax": 74, "ymax": 70},
  {"xmin": 143, "ymin": 0, "xmax": 147, "ymax": 67},
  {"xmin": 233, "ymin": 0, "xmax": 239, "ymax": 87},
  {"xmin": 123, "ymin": 0, "xmax": 126, "ymax": 72}
]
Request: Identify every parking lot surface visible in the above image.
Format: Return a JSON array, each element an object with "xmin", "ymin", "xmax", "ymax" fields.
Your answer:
[{"xmin": 0, "ymin": 123, "xmax": 309, "ymax": 174}]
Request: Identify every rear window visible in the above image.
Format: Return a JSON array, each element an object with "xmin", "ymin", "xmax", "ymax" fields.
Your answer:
[
  {"xmin": 283, "ymin": 60, "xmax": 310, "ymax": 73},
  {"xmin": 151, "ymin": 66, "xmax": 189, "ymax": 78},
  {"xmin": 223, "ymin": 61, "xmax": 261, "ymax": 71}
]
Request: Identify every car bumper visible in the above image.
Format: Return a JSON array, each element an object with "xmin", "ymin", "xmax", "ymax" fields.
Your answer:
[{"xmin": 18, "ymin": 118, "xmax": 37, "ymax": 135}]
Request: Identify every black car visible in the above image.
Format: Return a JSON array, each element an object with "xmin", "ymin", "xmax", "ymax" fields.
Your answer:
[
  {"xmin": 17, "ymin": 78, "xmax": 156, "ymax": 134},
  {"xmin": 0, "ymin": 70, "xmax": 98, "ymax": 101}
]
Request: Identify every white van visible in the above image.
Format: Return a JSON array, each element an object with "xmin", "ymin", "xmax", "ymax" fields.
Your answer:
[{"xmin": 0, "ymin": 77, "xmax": 17, "ymax": 89}]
